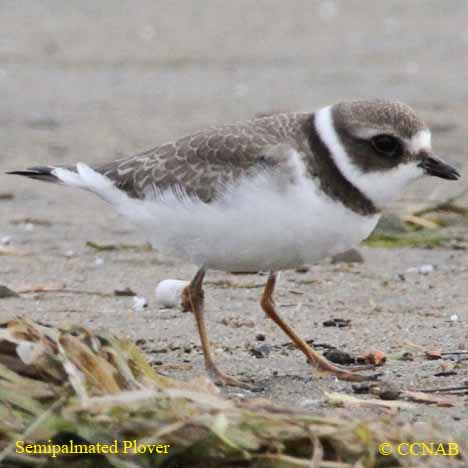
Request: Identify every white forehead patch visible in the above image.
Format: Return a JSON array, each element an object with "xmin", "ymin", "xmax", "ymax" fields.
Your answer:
[
  {"xmin": 351, "ymin": 127, "xmax": 385, "ymax": 139},
  {"xmin": 408, "ymin": 129, "xmax": 431, "ymax": 153}
]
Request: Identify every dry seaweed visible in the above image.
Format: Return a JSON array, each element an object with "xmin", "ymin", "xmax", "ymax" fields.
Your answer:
[{"xmin": 0, "ymin": 318, "xmax": 464, "ymax": 467}]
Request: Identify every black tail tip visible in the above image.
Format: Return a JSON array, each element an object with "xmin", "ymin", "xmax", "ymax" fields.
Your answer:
[
  {"xmin": 7, "ymin": 166, "xmax": 53, "ymax": 174},
  {"xmin": 6, "ymin": 170, "xmax": 37, "ymax": 176},
  {"xmin": 6, "ymin": 166, "xmax": 58, "ymax": 182}
]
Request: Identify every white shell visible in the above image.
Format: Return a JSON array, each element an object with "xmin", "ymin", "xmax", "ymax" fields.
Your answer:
[{"xmin": 155, "ymin": 279, "xmax": 189, "ymax": 308}]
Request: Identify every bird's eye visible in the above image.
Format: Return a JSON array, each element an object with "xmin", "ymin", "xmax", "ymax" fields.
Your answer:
[{"xmin": 370, "ymin": 135, "xmax": 402, "ymax": 157}]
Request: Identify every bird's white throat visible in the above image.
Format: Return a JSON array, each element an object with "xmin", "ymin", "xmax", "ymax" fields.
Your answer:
[{"xmin": 314, "ymin": 106, "xmax": 425, "ymax": 208}]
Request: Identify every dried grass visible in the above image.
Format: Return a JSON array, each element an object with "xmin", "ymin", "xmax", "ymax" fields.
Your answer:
[{"xmin": 0, "ymin": 318, "xmax": 463, "ymax": 467}]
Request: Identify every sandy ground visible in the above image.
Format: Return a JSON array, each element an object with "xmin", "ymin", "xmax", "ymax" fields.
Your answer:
[{"xmin": 1, "ymin": 1, "xmax": 468, "ymax": 462}]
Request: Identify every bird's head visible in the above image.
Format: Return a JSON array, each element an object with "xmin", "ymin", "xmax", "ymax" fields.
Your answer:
[{"xmin": 315, "ymin": 99, "xmax": 460, "ymax": 209}]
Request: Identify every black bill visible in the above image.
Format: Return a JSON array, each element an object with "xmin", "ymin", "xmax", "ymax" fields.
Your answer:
[{"xmin": 418, "ymin": 156, "xmax": 460, "ymax": 180}]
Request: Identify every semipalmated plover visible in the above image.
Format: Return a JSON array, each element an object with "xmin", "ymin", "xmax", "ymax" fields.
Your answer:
[{"xmin": 8, "ymin": 100, "xmax": 460, "ymax": 387}]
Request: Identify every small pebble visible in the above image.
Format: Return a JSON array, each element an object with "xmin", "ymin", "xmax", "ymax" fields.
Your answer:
[
  {"xmin": 450, "ymin": 314, "xmax": 459, "ymax": 322},
  {"xmin": 95, "ymin": 257, "xmax": 104, "ymax": 266},
  {"xmin": 419, "ymin": 264, "xmax": 434, "ymax": 275},
  {"xmin": 376, "ymin": 382, "xmax": 401, "ymax": 400},
  {"xmin": 323, "ymin": 318, "xmax": 351, "ymax": 328},
  {"xmin": 295, "ymin": 266, "xmax": 309, "ymax": 273},
  {"xmin": 331, "ymin": 248, "xmax": 364, "ymax": 264},
  {"xmin": 250, "ymin": 344, "xmax": 271, "ymax": 359},
  {"xmin": 255, "ymin": 333, "xmax": 266, "ymax": 341},
  {"xmin": 352, "ymin": 382, "xmax": 372, "ymax": 394},
  {"xmin": 133, "ymin": 296, "xmax": 148, "ymax": 311},
  {"xmin": 406, "ymin": 264, "xmax": 434, "ymax": 275},
  {"xmin": 1, "ymin": 236, "xmax": 11, "ymax": 245},
  {"xmin": 324, "ymin": 348, "xmax": 355, "ymax": 365},
  {"xmin": 114, "ymin": 287, "xmax": 137, "ymax": 297}
]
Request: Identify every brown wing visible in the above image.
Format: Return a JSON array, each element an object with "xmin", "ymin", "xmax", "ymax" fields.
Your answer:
[{"xmin": 95, "ymin": 113, "xmax": 310, "ymax": 202}]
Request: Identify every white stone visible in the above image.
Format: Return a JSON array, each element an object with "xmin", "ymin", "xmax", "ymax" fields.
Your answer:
[{"xmin": 155, "ymin": 279, "xmax": 189, "ymax": 308}]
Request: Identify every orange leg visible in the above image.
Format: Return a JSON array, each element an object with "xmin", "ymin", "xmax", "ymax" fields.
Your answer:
[
  {"xmin": 260, "ymin": 272, "xmax": 378, "ymax": 382},
  {"xmin": 184, "ymin": 267, "xmax": 256, "ymax": 389}
]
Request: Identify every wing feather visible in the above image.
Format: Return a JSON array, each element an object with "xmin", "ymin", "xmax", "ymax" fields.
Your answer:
[{"xmin": 95, "ymin": 113, "xmax": 310, "ymax": 202}]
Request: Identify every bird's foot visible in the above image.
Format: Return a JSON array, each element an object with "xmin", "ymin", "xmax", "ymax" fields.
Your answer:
[
  {"xmin": 311, "ymin": 355, "xmax": 381, "ymax": 382},
  {"xmin": 334, "ymin": 362, "xmax": 375, "ymax": 372},
  {"xmin": 206, "ymin": 364, "xmax": 261, "ymax": 390}
]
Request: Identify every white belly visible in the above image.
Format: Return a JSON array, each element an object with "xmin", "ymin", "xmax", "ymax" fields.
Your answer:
[{"xmin": 119, "ymin": 173, "xmax": 380, "ymax": 271}]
